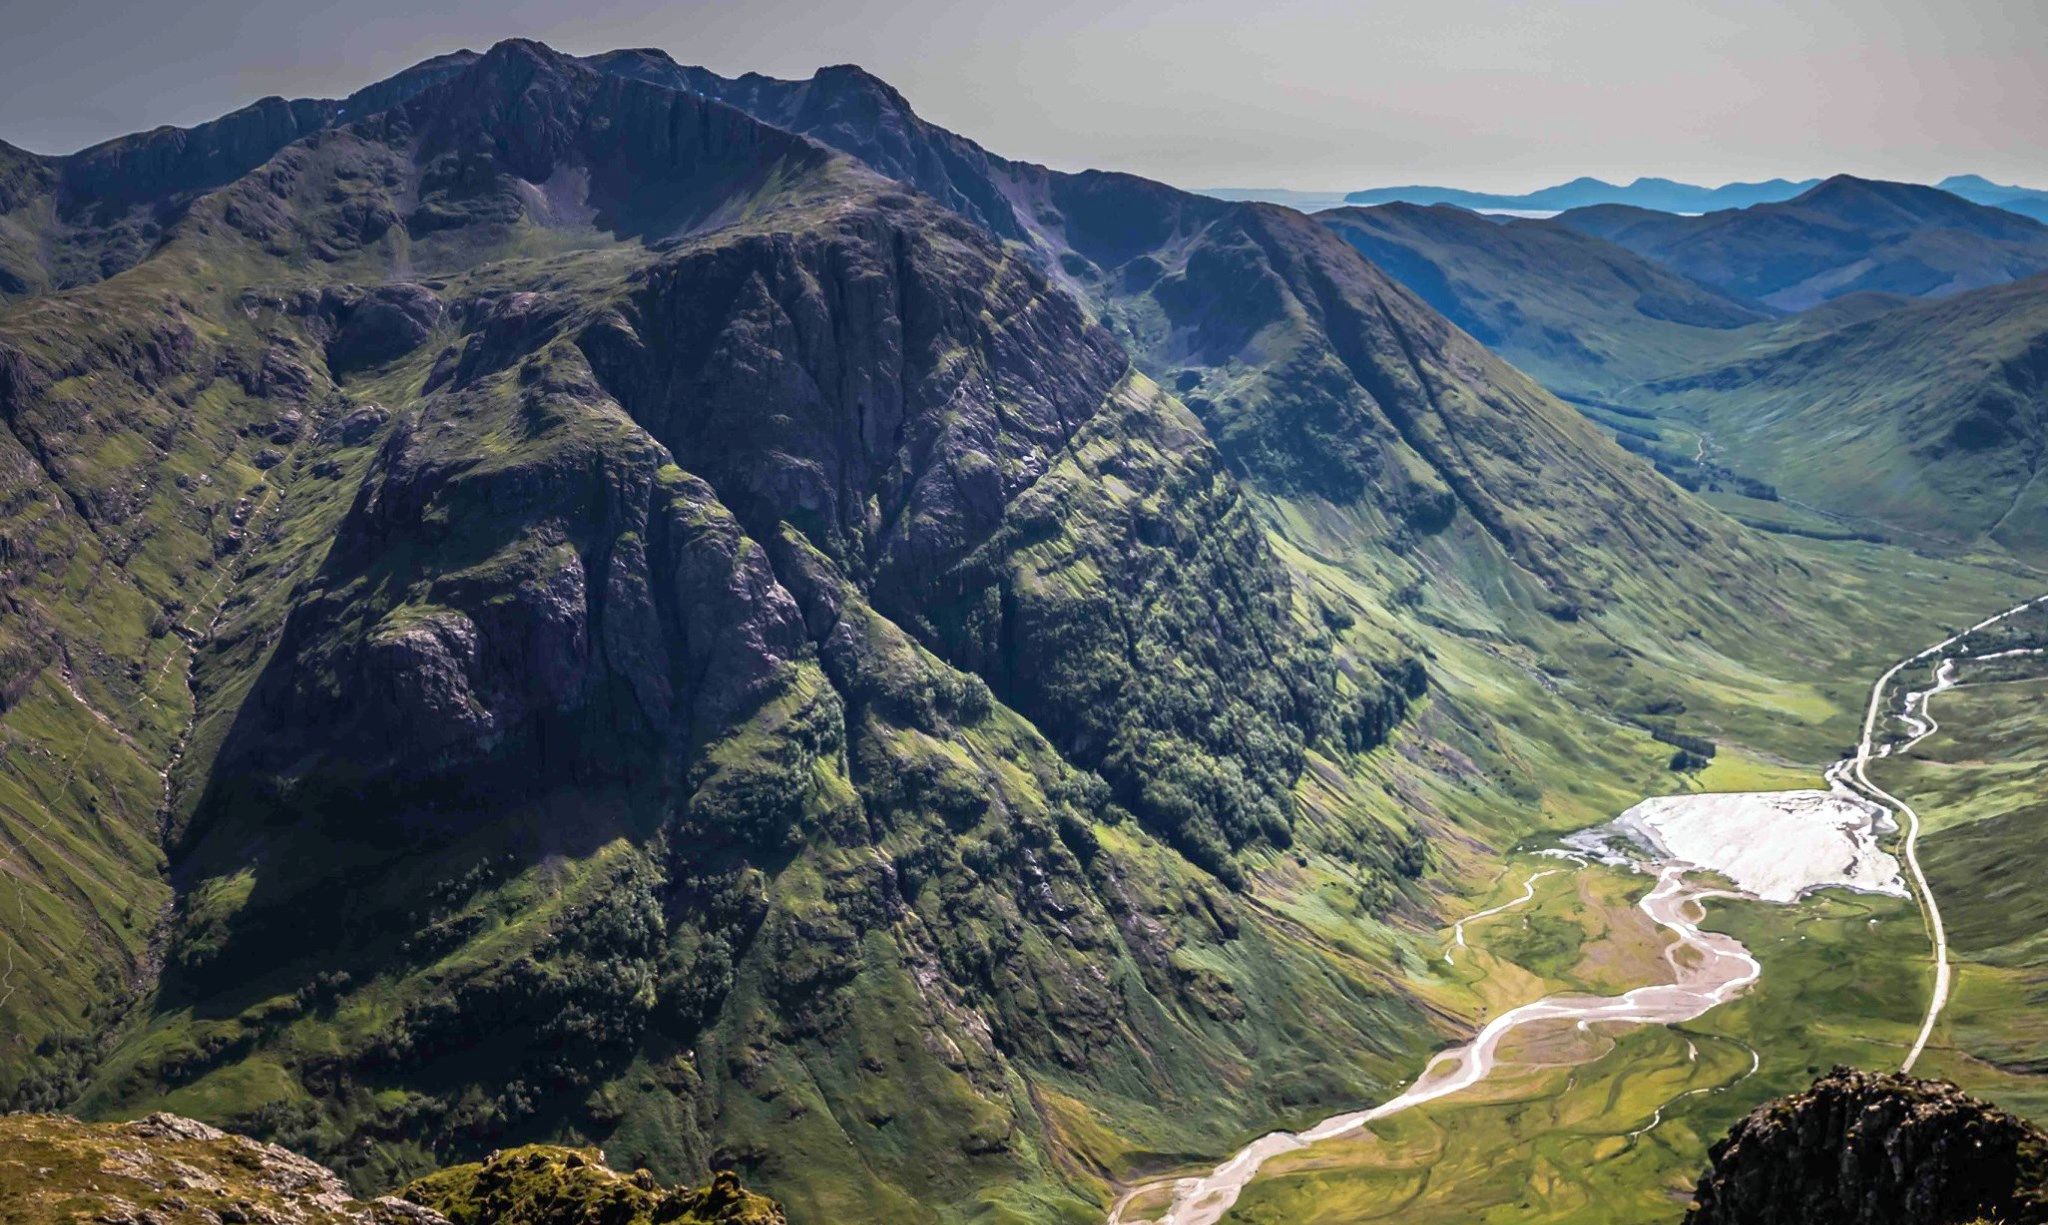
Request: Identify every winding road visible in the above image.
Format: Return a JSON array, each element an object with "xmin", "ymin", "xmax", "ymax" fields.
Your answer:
[{"xmin": 1835, "ymin": 592, "xmax": 2048, "ymax": 1073}]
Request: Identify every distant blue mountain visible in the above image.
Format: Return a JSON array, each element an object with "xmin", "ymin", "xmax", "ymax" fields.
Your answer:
[
  {"xmin": 1342, "ymin": 176, "xmax": 1824, "ymax": 213},
  {"xmin": 1938, "ymin": 175, "xmax": 2048, "ymax": 224}
]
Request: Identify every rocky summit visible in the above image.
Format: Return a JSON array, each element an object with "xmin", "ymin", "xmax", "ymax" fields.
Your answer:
[{"xmin": 1685, "ymin": 1068, "xmax": 2048, "ymax": 1225}]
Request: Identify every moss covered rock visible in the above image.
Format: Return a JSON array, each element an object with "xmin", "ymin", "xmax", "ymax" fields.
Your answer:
[{"xmin": 401, "ymin": 1146, "xmax": 784, "ymax": 1225}]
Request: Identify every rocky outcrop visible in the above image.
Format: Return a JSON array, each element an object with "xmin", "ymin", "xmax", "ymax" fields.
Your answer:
[
  {"xmin": 313, "ymin": 283, "xmax": 447, "ymax": 374},
  {"xmin": 228, "ymin": 363, "xmax": 810, "ymax": 798},
  {"xmin": 1685, "ymin": 1067, "xmax": 2048, "ymax": 1225},
  {"xmin": 0, "ymin": 1112, "xmax": 448, "ymax": 1225},
  {"xmin": 578, "ymin": 199, "xmax": 1127, "ymax": 589},
  {"xmin": 588, "ymin": 50, "xmax": 1030, "ymax": 243},
  {"xmin": 401, "ymin": 1145, "xmax": 785, "ymax": 1225},
  {"xmin": 0, "ymin": 1114, "xmax": 784, "ymax": 1225}
]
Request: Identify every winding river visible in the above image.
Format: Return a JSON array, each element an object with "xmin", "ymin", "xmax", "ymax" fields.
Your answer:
[
  {"xmin": 1108, "ymin": 592, "xmax": 2048, "ymax": 1225},
  {"xmin": 1107, "ymin": 865, "xmax": 1761, "ymax": 1225}
]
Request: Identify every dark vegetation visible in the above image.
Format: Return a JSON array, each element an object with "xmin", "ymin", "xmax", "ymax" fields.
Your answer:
[{"xmin": 1686, "ymin": 1067, "xmax": 2048, "ymax": 1225}]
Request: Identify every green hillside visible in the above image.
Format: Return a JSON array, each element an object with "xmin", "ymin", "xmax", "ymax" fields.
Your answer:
[
  {"xmin": 1316, "ymin": 202, "xmax": 1771, "ymax": 397},
  {"xmin": 1641, "ymin": 274, "xmax": 2048, "ymax": 557}
]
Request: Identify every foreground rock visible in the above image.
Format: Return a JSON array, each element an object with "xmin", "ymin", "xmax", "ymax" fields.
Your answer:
[
  {"xmin": 401, "ymin": 1146, "xmax": 785, "ymax": 1225},
  {"xmin": 1685, "ymin": 1067, "xmax": 2048, "ymax": 1225},
  {"xmin": 0, "ymin": 1114, "xmax": 782, "ymax": 1225},
  {"xmin": 0, "ymin": 1112, "xmax": 445, "ymax": 1224}
]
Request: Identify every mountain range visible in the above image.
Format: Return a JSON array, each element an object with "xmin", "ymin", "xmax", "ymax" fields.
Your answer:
[
  {"xmin": 1937, "ymin": 174, "xmax": 2048, "ymax": 224},
  {"xmin": 1329, "ymin": 171, "xmax": 2048, "ymax": 222},
  {"xmin": 1551, "ymin": 175, "xmax": 2048, "ymax": 310},
  {"xmin": 1342, "ymin": 174, "xmax": 1824, "ymax": 214},
  {"xmin": 2, "ymin": 32, "xmax": 2042, "ymax": 1225}
]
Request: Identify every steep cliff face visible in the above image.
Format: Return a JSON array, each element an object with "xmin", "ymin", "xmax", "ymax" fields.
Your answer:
[
  {"xmin": 0, "ymin": 41, "xmax": 1445, "ymax": 1224},
  {"xmin": 593, "ymin": 50, "xmax": 1786, "ymax": 623},
  {"xmin": 1685, "ymin": 1068, "xmax": 2048, "ymax": 1225},
  {"xmin": 588, "ymin": 50, "xmax": 1029, "ymax": 243}
]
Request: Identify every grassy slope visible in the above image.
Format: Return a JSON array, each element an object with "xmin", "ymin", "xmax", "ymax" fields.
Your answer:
[
  {"xmin": 1638, "ymin": 275, "xmax": 2048, "ymax": 559},
  {"xmin": 1109, "ymin": 524, "xmax": 2030, "ymax": 1222},
  {"xmin": 1215, "ymin": 859, "xmax": 1927, "ymax": 1224},
  {"xmin": 1316, "ymin": 203, "xmax": 1771, "ymax": 399},
  {"xmin": 1871, "ymin": 670, "xmax": 2048, "ymax": 1120}
]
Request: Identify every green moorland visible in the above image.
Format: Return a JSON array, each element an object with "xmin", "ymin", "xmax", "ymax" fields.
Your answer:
[
  {"xmin": 1185, "ymin": 570, "xmax": 2048, "ymax": 1224},
  {"xmin": 1635, "ymin": 274, "xmax": 2048, "ymax": 562},
  {"xmin": 1869, "ymin": 666, "xmax": 2048, "ymax": 1121},
  {"xmin": 1214, "ymin": 858, "xmax": 1929, "ymax": 1224},
  {"xmin": 1316, "ymin": 202, "xmax": 1773, "ymax": 401}
]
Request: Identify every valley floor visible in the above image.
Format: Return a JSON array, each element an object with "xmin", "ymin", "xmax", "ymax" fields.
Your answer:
[{"xmin": 1106, "ymin": 543, "xmax": 2048, "ymax": 1224}]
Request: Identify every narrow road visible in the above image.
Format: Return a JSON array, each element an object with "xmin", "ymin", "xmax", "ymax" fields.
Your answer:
[
  {"xmin": 1835, "ymin": 593, "xmax": 2048, "ymax": 1073},
  {"xmin": 1106, "ymin": 867, "xmax": 1761, "ymax": 1225}
]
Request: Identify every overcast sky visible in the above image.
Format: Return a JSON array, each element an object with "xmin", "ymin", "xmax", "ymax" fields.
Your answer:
[{"xmin": 1, "ymin": 0, "xmax": 2041, "ymax": 192}]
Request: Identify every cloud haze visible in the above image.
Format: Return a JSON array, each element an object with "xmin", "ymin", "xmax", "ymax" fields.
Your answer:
[{"xmin": 1, "ymin": 0, "xmax": 2040, "ymax": 192}]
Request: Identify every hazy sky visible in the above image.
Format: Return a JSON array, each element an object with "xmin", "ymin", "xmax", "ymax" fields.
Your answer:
[{"xmin": 2, "ymin": 0, "xmax": 2041, "ymax": 192}]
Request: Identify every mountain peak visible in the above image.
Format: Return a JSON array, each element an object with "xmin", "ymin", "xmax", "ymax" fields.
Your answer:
[
  {"xmin": 808, "ymin": 62, "xmax": 915, "ymax": 109},
  {"xmin": 1789, "ymin": 173, "xmax": 2043, "ymax": 233}
]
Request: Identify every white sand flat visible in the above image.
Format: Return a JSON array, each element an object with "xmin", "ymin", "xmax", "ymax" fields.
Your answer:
[{"xmin": 1612, "ymin": 789, "xmax": 1907, "ymax": 903}]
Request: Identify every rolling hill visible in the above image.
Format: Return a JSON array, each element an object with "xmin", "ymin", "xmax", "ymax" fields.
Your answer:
[
  {"xmin": 1642, "ymin": 274, "xmax": 2048, "ymax": 554},
  {"xmin": 1316, "ymin": 201, "xmax": 1773, "ymax": 396},
  {"xmin": 1941, "ymin": 174, "xmax": 2048, "ymax": 225},
  {"xmin": 1554, "ymin": 175, "xmax": 2048, "ymax": 310}
]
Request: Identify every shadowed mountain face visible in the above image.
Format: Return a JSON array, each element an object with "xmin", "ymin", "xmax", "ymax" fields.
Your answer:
[
  {"xmin": 0, "ymin": 52, "xmax": 478, "ymax": 298},
  {"xmin": 1554, "ymin": 175, "xmax": 2048, "ymax": 310},
  {"xmin": 1316, "ymin": 201, "xmax": 1772, "ymax": 396},
  {"xmin": 0, "ymin": 40, "xmax": 1460, "ymax": 1220},
  {"xmin": 587, "ymin": 50, "xmax": 1030, "ymax": 243},
  {"xmin": 583, "ymin": 49, "xmax": 1778, "ymax": 621},
  {"xmin": 0, "ymin": 35, "xmax": 1846, "ymax": 1225}
]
